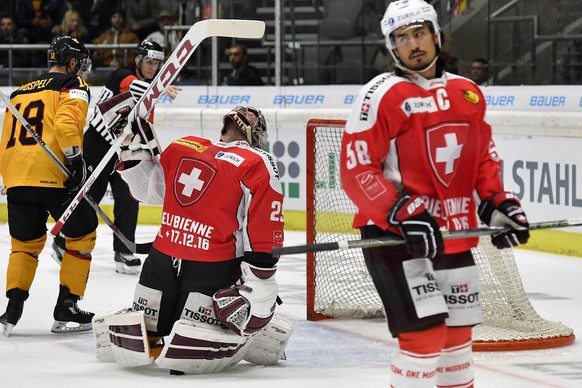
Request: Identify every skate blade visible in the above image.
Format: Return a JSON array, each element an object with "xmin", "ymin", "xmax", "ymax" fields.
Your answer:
[
  {"xmin": 2, "ymin": 322, "xmax": 14, "ymax": 337},
  {"xmin": 51, "ymin": 320, "xmax": 93, "ymax": 334},
  {"xmin": 115, "ymin": 263, "xmax": 141, "ymax": 275}
]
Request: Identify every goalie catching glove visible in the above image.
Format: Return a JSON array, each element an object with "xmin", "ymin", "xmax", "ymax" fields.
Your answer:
[
  {"xmin": 478, "ymin": 192, "xmax": 530, "ymax": 249},
  {"xmin": 388, "ymin": 194, "xmax": 444, "ymax": 261},
  {"xmin": 212, "ymin": 262, "xmax": 278, "ymax": 336},
  {"xmin": 97, "ymin": 91, "xmax": 135, "ymax": 138}
]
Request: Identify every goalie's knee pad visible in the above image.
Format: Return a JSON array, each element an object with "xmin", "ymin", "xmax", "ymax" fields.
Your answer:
[
  {"xmin": 93, "ymin": 309, "xmax": 161, "ymax": 367},
  {"xmin": 155, "ymin": 320, "xmax": 250, "ymax": 374},
  {"xmin": 244, "ymin": 314, "xmax": 293, "ymax": 366}
]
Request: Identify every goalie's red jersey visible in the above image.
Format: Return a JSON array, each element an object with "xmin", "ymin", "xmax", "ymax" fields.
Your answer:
[
  {"xmin": 153, "ymin": 136, "xmax": 284, "ymax": 262},
  {"xmin": 340, "ymin": 71, "xmax": 504, "ymax": 253}
]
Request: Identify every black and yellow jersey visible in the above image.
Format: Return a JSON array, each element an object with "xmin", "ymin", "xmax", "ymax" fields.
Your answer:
[{"xmin": 0, "ymin": 72, "xmax": 90, "ymax": 189}]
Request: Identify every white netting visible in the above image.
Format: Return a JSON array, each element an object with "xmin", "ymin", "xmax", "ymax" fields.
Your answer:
[{"xmin": 307, "ymin": 120, "xmax": 574, "ymax": 350}]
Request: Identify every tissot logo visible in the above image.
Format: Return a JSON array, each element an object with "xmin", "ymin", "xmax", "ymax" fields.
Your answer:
[{"xmin": 451, "ymin": 284, "xmax": 469, "ymax": 293}]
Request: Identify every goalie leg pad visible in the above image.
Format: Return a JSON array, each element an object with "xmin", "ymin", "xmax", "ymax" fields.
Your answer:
[
  {"xmin": 105, "ymin": 310, "xmax": 158, "ymax": 367},
  {"xmin": 244, "ymin": 314, "xmax": 293, "ymax": 366},
  {"xmin": 155, "ymin": 320, "xmax": 250, "ymax": 374},
  {"xmin": 92, "ymin": 308, "xmax": 131, "ymax": 362}
]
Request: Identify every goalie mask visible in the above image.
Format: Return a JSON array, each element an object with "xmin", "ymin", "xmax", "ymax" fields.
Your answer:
[
  {"xmin": 222, "ymin": 106, "xmax": 268, "ymax": 150},
  {"xmin": 48, "ymin": 35, "xmax": 91, "ymax": 74},
  {"xmin": 380, "ymin": 0, "xmax": 441, "ymax": 72}
]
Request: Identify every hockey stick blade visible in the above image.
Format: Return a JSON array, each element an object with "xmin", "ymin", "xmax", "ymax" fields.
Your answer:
[
  {"xmin": 0, "ymin": 92, "xmax": 152, "ymax": 254},
  {"xmin": 272, "ymin": 218, "xmax": 582, "ymax": 256},
  {"xmin": 50, "ymin": 19, "xmax": 266, "ymax": 238}
]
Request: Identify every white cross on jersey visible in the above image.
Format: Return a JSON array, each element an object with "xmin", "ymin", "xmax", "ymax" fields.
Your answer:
[
  {"xmin": 178, "ymin": 167, "xmax": 205, "ymax": 197},
  {"xmin": 435, "ymin": 133, "xmax": 462, "ymax": 174}
]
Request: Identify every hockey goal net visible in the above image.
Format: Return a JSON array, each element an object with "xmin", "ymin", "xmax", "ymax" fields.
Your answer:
[{"xmin": 305, "ymin": 119, "xmax": 575, "ymax": 351}]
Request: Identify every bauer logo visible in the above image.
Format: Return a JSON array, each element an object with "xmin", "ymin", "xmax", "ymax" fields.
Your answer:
[
  {"xmin": 529, "ymin": 95, "xmax": 566, "ymax": 107},
  {"xmin": 273, "ymin": 94, "xmax": 324, "ymax": 105},
  {"xmin": 197, "ymin": 95, "xmax": 251, "ymax": 105},
  {"xmin": 485, "ymin": 95, "xmax": 515, "ymax": 106}
]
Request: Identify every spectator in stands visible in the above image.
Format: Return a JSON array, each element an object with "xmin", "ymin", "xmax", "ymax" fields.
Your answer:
[
  {"xmin": 51, "ymin": 9, "xmax": 88, "ymax": 42},
  {"xmin": 144, "ymin": 10, "xmax": 179, "ymax": 55},
  {"xmin": 67, "ymin": 0, "xmax": 109, "ymax": 40},
  {"xmin": 557, "ymin": 40, "xmax": 582, "ymax": 85},
  {"xmin": 0, "ymin": 15, "xmax": 30, "ymax": 68},
  {"xmin": 15, "ymin": 0, "xmax": 65, "ymax": 43},
  {"xmin": 224, "ymin": 43, "xmax": 264, "ymax": 86},
  {"xmin": 124, "ymin": 0, "xmax": 161, "ymax": 39},
  {"xmin": 469, "ymin": 57, "xmax": 489, "ymax": 85},
  {"xmin": 92, "ymin": 10, "xmax": 139, "ymax": 67}
]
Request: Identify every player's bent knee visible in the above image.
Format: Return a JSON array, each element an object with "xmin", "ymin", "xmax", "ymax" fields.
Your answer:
[
  {"xmin": 155, "ymin": 320, "xmax": 249, "ymax": 374},
  {"xmin": 65, "ymin": 231, "xmax": 97, "ymax": 253},
  {"xmin": 244, "ymin": 314, "xmax": 293, "ymax": 365}
]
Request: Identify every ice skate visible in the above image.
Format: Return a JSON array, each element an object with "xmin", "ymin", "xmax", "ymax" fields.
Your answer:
[
  {"xmin": 51, "ymin": 285, "xmax": 94, "ymax": 333},
  {"xmin": 114, "ymin": 251, "xmax": 142, "ymax": 275},
  {"xmin": 0, "ymin": 299, "xmax": 24, "ymax": 337},
  {"xmin": 0, "ymin": 288, "xmax": 28, "ymax": 337}
]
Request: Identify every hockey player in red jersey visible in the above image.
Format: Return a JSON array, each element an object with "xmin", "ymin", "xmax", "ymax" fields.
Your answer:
[
  {"xmin": 92, "ymin": 106, "xmax": 291, "ymax": 374},
  {"xmin": 340, "ymin": 1, "xmax": 530, "ymax": 387}
]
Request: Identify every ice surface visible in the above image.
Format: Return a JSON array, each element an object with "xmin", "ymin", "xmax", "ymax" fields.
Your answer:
[{"xmin": 0, "ymin": 225, "xmax": 580, "ymax": 387}]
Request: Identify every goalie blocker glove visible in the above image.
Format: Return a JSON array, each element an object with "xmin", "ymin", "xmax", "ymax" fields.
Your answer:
[
  {"xmin": 478, "ymin": 192, "xmax": 530, "ymax": 249},
  {"xmin": 212, "ymin": 262, "xmax": 278, "ymax": 336},
  {"xmin": 388, "ymin": 194, "xmax": 444, "ymax": 261}
]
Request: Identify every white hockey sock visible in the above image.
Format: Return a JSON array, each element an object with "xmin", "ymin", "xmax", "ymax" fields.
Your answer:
[
  {"xmin": 435, "ymin": 340, "xmax": 474, "ymax": 388},
  {"xmin": 389, "ymin": 349, "xmax": 439, "ymax": 388}
]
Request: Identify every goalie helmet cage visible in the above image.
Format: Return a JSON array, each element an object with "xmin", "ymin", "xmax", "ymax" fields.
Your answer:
[{"xmin": 305, "ymin": 119, "xmax": 575, "ymax": 351}]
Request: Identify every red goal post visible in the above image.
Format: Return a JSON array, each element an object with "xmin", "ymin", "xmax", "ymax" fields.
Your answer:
[{"xmin": 305, "ymin": 118, "xmax": 575, "ymax": 351}]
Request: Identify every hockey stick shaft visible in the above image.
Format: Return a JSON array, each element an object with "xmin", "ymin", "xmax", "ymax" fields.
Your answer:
[
  {"xmin": 0, "ymin": 92, "xmax": 151, "ymax": 254},
  {"xmin": 272, "ymin": 218, "xmax": 582, "ymax": 256},
  {"xmin": 50, "ymin": 19, "xmax": 266, "ymax": 237}
]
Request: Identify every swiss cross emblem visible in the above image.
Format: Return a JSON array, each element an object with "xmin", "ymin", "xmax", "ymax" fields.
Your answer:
[
  {"xmin": 426, "ymin": 123, "xmax": 469, "ymax": 187},
  {"xmin": 173, "ymin": 158, "xmax": 216, "ymax": 206}
]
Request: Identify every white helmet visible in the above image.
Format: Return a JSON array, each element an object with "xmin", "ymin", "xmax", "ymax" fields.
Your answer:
[{"xmin": 381, "ymin": 0, "xmax": 441, "ymax": 67}]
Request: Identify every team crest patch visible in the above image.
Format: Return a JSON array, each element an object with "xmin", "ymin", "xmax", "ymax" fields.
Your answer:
[
  {"xmin": 464, "ymin": 90, "xmax": 480, "ymax": 104},
  {"xmin": 426, "ymin": 123, "xmax": 469, "ymax": 187},
  {"xmin": 173, "ymin": 158, "xmax": 217, "ymax": 206}
]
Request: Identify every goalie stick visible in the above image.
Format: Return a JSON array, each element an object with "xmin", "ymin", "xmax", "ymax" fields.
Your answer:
[
  {"xmin": 50, "ymin": 19, "xmax": 266, "ymax": 238},
  {"xmin": 0, "ymin": 91, "xmax": 152, "ymax": 254},
  {"xmin": 272, "ymin": 218, "xmax": 582, "ymax": 256}
]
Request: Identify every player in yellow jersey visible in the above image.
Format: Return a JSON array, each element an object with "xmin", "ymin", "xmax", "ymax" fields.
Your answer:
[{"xmin": 0, "ymin": 35, "xmax": 98, "ymax": 336}]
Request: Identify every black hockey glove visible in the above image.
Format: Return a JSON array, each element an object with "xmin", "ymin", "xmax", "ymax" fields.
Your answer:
[
  {"xmin": 64, "ymin": 156, "xmax": 92, "ymax": 193},
  {"xmin": 478, "ymin": 192, "xmax": 530, "ymax": 249},
  {"xmin": 388, "ymin": 194, "xmax": 444, "ymax": 261}
]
